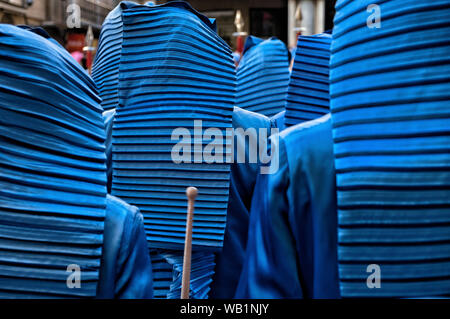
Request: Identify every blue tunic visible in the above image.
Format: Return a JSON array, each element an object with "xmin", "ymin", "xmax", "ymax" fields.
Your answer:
[
  {"xmin": 210, "ymin": 107, "xmax": 274, "ymax": 298},
  {"xmin": 236, "ymin": 114, "xmax": 340, "ymax": 298}
]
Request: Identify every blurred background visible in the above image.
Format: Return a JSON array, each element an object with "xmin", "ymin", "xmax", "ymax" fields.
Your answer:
[{"xmin": 0, "ymin": 0, "xmax": 335, "ymax": 67}]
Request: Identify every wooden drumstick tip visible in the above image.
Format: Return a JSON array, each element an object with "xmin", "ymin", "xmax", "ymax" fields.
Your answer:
[{"xmin": 186, "ymin": 186, "xmax": 198, "ymax": 200}]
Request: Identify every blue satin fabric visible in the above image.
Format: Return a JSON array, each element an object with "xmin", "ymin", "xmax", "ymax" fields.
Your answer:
[
  {"xmin": 236, "ymin": 115, "xmax": 340, "ymax": 298},
  {"xmin": 270, "ymin": 110, "xmax": 287, "ymax": 132},
  {"xmin": 98, "ymin": 195, "xmax": 153, "ymax": 298},
  {"xmin": 237, "ymin": 36, "xmax": 290, "ymax": 117},
  {"xmin": 210, "ymin": 107, "xmax": 274, "ymax": 298},
  {"xmin": 103, "ymin": 109, "xmax": 115, "ymax": 193}
]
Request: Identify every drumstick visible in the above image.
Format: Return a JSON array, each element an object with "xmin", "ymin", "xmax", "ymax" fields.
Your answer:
[{"xmin": 181, "ymin": 186, "xmax": 198, "ymax": 299}]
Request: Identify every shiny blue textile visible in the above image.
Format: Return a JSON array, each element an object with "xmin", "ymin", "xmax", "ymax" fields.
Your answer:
[
  {"xmin": 237, "ymin": 36, "xmax": 290, "ymax": 117},
  {"xmin": 102, "ymin": 106, "xmax": 273, "ymax": 298},
  {"xmin": 98, "ymin": 195, "xmax": 153, "ymax": 298},
  {"xmin": 270, "ymin": 110, "xmax": 286, "ymax": 132},
  {"xmin": 331, "ymin": 0, "xmax": 450, "ymax": 297},
  {"xmin": 236, "ymin": 115, "xmax": 340, "ymax": 299},
  {"xmin": 0, "ymin": 24, "xmax": 106, "ymax": 298},
  {"xmin": 110, "ymin": 1, "xmax": 235, "ymax": 251},
  {"xmin": 210, "ymin": 107, "xmax": 274, "ymax": 298},
  {"xmin": 285, "ymin": 32, "xmax": 331, "ymax": 127}
]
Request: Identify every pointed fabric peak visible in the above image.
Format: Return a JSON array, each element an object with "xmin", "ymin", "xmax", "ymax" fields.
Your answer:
[
  {"xmin": 0, "ymin": 25, "xmax": 107, "ymax": 298},
  {"xmin": 285, "ymin": 32, "xmax": 331, "ymax": 127}
]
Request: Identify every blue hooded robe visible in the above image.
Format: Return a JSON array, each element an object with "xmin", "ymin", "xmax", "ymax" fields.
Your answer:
[{"xmin": 0, "ymin": 24, "xmax": 152, "ymax": 298}]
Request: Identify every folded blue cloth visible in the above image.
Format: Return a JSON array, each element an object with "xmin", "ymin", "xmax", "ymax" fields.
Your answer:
[
  {"xmin": 92, "ymin": 3, "xmax": 124, "ymax": 111},
  {"xmin": 237, "ymin": 36, "xmax": 290, "ymax": 117},
  {"xmin": 0, "ymin": 24, "xmax": 106, "ymax": 298},
  {"xmin": 331, "ymin": 0, "xmax": 450, "ymax": 297},
  {"xmin": 101, "ymin": 1, "xmax": 236, "ymax": 251},
  {"xmin": 285, "ymin": 32, "xmax": 331, "ymax": 127}
]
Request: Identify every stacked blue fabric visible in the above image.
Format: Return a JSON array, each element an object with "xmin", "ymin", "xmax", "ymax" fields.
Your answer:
[
  {"xmin": 162, "ymin": 251, "xmax": 215, "ymax": 299},
  {"xmin": 236, "ymin": 36, "xmax": 290, "ymax": 117},
  {"xmin": 285, "ymin": 32, "xmax": 331, "ymax": 127},
  {"xmin": 111, "ymin": 1, "xmax": 235, "ymax": 252},
  {"xmin": 93, "ymin": 2, "xmax": 236, "ymax": 299},
  {"xmin": 330, "ymin": 0, "xmax": 450, "ymax": 297},
  {"xmin": 92, "ymin": 3, "xmax": 124, "ymax": 111},
  {"xmin": 150, "ymin": 250, "xmax": 173, "ymax": 299},
  {"xmin": 0, "ymin": 25, "xmax": 107, "ymax": 298},
  {"xmin": 111, "ymin": 0, "xmax": 235, "ymax": 251}
]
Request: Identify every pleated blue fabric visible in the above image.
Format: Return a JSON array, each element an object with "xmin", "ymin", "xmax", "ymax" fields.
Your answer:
[
  {"xmin": 150, "ymin": 250, "xmax": 173, "ymax": 299},
  {"xmin": 162, "ymin": 251, "xmax": 215, "ymax": 299},
  {"xmin": 0, "ymin": 25, "xmax": 107, "ymax": 298},
  {"xmin": 285, "ymin": 32, "xmax": 331, "ymax": 127},
  {"xmin": 330, "ymin": 0, "xmax": 450, "ymax": 297},
  {"xmin": 103, "ymin": 109, "xmax": 115, "ymax": 193},
  {"xmin": 236, "ymin": 36, "xmax": 290, "ymax": 117},
  {"xmin": 92, "ymin": 3, "xmax": 124, "ymax": 111},
  {"xmin": 111, "ymin": 1, "xmax": 235, "ymax": 251}
]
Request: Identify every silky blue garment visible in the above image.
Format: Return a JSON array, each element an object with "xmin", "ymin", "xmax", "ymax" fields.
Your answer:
[
  {"xmin": 98, "ymin": 195, "xmax": 153, "ymax": 298},
  {"xmin": 236, "ymin": 36, "xmax": 290, "ymax": 117},
  {"xmin": 331, "ymin": 0, "xmax": 450, "ymax": 297},
  {"xmin": 210, "ymin": 107, "xmax": 274, "ymax": 299},
  {"xmin": 111, "ymin": 1, "xmax": 235, "ymax": 251},
  {"xmin": 285, "ymin": 32, "xmax": 331, "ymax": 127},
  {"xmin": 236, "ymin": 115, "xmax": 340, "ymax": 299},
  {"xmin": 270, "ymin": 110, "xmax": 286, "ymax": 132}
]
